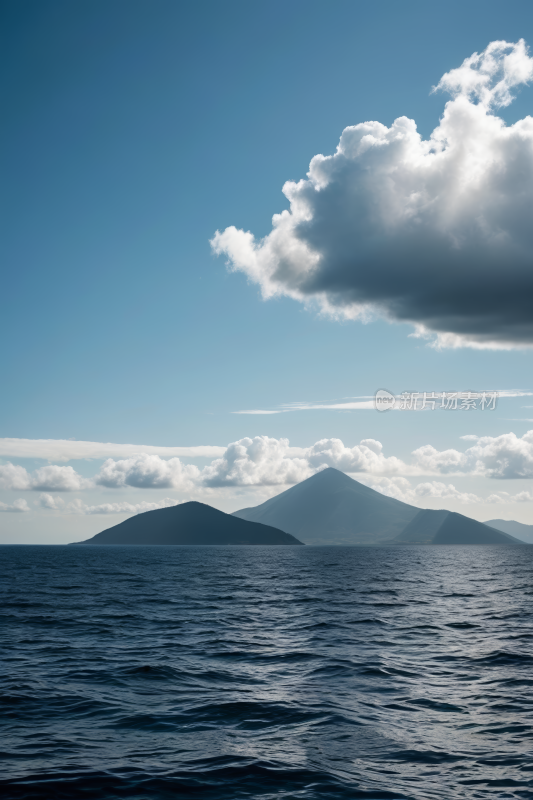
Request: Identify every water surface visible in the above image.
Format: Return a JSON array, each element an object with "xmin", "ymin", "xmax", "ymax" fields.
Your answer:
[{"xmin": 1, "ymin": 544, "xmax": 532, "ymax": 799}]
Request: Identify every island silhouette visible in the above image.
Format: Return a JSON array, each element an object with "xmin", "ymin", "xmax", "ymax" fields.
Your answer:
[
  {"xmin": 72, "ymin": 501, "xmax": 303, "ymax": 545},
  {"xmin": 73, "ymin": 468, "xmax": 526, "ymax": 546}
]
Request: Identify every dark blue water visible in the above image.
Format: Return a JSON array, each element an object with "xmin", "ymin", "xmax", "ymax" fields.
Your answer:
[{"xmin": 1, "ymin": 545, "xmax": 532, "ymax": 800}]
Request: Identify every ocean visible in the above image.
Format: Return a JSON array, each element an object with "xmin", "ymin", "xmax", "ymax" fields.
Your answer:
[{"xmin": 1, "ymin": 544, "xmax": 532, "ymax": 799}]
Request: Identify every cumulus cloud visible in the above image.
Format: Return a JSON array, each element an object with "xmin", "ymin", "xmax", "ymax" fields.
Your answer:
[
  {"xmin": 202, "ymin": 437, "xmax": 313, "ymax": 487},
  {"xmin": 486, "ymin": 490, "xmax": 533, "ymax": 503},
  {"xmin": 0, "ymin": 498, "xmax": 30, "ymax": 512},
  {"xmin": 212, "ymin": 40, "xmax": 533, "ymax": 348},
  {"xmin": 412, "ymin": 430, "xmax": 533, "ymax": 478},
  {"xmin": 31, "ymin": 465, "xmax": 90, "ymax": 491},
  {"xmin": 4, "ymin": 431, "xmax": 533, "ymax": 512},
  {"xmin": 359, "ymin": 475, "xmax": 533, "ymax": 505},
  {"xmin": 0, "ymin": 438, "xmax": 224, "ymax": 462},
  {"xmin": 0, "ymin": 463, "xmax": 31, "ymax": 490},
  {"xmin": 95, "ymin": 454, "xmax": 200, "ymax": 490},
  {"xmin": 203, "ymin": 431, "xmax": 533, "ymax": 485},
  {"xmin": 0, "ymin": 463, "xmax": 90, "ymax": 491}
]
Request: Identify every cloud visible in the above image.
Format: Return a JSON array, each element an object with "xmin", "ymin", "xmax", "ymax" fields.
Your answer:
[
  {"xmin": 0, "ymin": 463, "xmax": 32, "ymax": 490},
  {"xmin": 0, "ymin": 463, "xmax": 90, "ymax": 491},
  {"xmin": 232, "ymin": 410, "xmax": 288, "ymax": 415},
  {"xmin": 0, "ymin": 498, "xmax": 30, "ymax": 512},
  {"xmin": 66, "ymin": 497, "xmax": 181, "ymax": 515},
  {"xmin": 204, "ymin": 431, "xmax": 533, "ymax": 485},
  {"xmin": 359, "ymin": 476, "xmax": 533, "ymax": 505},
  {"xmin": 202, "ymin": 437, "xmax": 313, "ymax": 487},
  {"xmin": 359, "ymin": 476, "xmax": 482, "ymax": 504},
  {"xmin": 412, "ymin": 430, "xmax": 533, "ymax": 478},
  {"xmin": 38, "ymin": 492, "xmax": 181, "ymax": 515},
  {"xmin": 485, "ymin": 490, "xmax": 533, "ymax": 503},
  {"xmin": 212, "ymin": 40, "xmax": 533, "ymax": 349},
  {"xmin": 0, "ymin": 438, "xmax": 225, "ymax": 462},
  {"xmin": 4, "ymin": 431, "xmax": 533, "ymax": 508},
  {"xmin": 31, "ymin": 465, "xmax": 90, "ymax": 491},
  {"xmin": 233, "ymin": 390, "xmax": 532, "ymax": 415},
  {"xmin": 38, "ymin": 493, "xmax": 65, "ymax": 510},
  {"xmin": 95, "ymin": 454, "xmax": 200, "ymax": 489}
]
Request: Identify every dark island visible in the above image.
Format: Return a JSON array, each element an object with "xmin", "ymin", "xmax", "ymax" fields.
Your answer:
[{"xmin": 71, "ymin": 501, "xmax": 304, "ymax": 545}]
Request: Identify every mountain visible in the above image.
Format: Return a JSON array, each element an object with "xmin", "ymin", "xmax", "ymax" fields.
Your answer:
[
  {"xmin": 485, "ymin": 518, "xmax": 533, "ymax": 544},
  {"xmin": 393, "ymin": 509, "xmax": 523, "ymax": 544},
  {"xmin": 71, "ymin": 501, "xmax": 304, "ymax": 545},
  {"xmin": 232, "ymin": 468, "xmax": 418, "ymax": 544}
]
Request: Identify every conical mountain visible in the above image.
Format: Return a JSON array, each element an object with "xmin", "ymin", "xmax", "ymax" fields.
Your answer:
[
  {"xmin": 72, "ymin": 501, "xmax": 303, "ymax": 545},
  {"xmin": 393, "ymin": 508, "xmax": 522, "ymax": 544},
  {"xmin": 232, "ymin": 467, "xmax": 418, "ymax": 544}
]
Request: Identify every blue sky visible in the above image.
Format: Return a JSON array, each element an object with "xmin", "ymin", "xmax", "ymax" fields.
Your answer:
[{"xmin": 2, "ymin": 0, "xmax": 533, "ymax": 542}]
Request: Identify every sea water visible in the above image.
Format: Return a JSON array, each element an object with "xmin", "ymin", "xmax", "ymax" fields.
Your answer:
[{"xmin": 1, "ymin": 544, "xmax": 532, "ymax": 799}]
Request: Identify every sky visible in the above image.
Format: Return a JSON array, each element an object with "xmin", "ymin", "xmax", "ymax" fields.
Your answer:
[{"xmin": 2, "ymin": 0, "xmax": 533, "ymax": 543}]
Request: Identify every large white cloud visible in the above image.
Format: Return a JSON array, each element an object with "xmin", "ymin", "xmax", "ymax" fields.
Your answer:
[
  {"xmin": 202, "ymin": 436, "xmax": 313, "ymax": 487},
  {"xmin": 212, "ymin": 40, "xmax": 533, "ymax": 349},
  {"xmin": 95, "ymin": 454, "xmax": 200, "ymax": 489}
]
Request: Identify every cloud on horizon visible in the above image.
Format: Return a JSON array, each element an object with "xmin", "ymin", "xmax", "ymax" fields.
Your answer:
[
  {"xmin": 3, "ymin": 432, "xmax": 533, "ymax": 500},
  {"xmin": 212, "ymin": 40, "xmax": 533, "ymax": 349}
]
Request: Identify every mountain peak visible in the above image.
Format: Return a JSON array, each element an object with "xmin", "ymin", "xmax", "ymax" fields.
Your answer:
[{"xmin": 232, "ymin": 468, "xmax": 418, "ymax": 544}]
